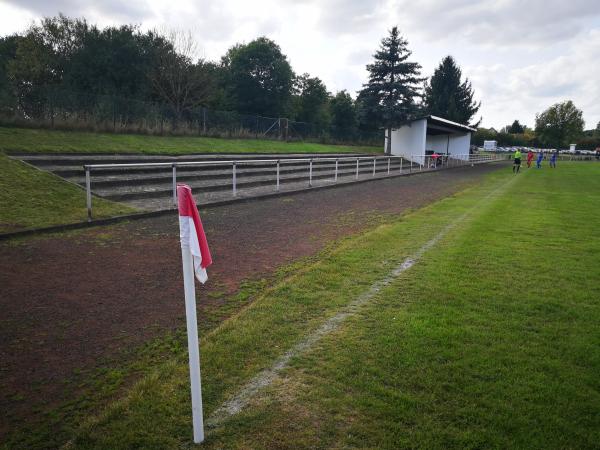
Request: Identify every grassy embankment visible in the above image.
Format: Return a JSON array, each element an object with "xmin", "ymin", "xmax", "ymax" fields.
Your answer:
[
  {"xmin": 0, "ymin": 126, "xmax": 381, "ymax": 155},
  {"xmin": 0, "ymin": 153, "xmax": 134, "ymax": 233},
  {"xmin": 6, "ymin": 162, "xmax": 598, "ymax": 449}
]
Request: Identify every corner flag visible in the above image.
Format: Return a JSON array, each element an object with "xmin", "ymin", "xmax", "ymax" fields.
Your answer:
[
  {"xmin": 178, "ymin": 184, "xmax": 212, "ymax": 283},
  {"xmin": 177, "ymin": 184, "xmax": 212, "ymax": 444}
]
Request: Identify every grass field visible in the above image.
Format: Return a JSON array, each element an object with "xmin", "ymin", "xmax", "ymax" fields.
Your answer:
[
  {"xmin": 0, "ymin": 153, "xmax": 135, "ymax": 232},
  {"xmin": 4, "ymin": 163, "xmax": 599, "ymax": 449},
  {"xmin": 0, "ymin": 126, "xmax": 380, "ymax": 155}
]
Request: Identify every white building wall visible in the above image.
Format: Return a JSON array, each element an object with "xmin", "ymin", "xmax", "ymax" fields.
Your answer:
[
  {"xmin": 447, "ymin": 132, "xmax": 472, "ymax": 160},
  {"xmin": 388, "ymin": 119, "xmax": 472, "ymax": 164},
  {"xmin": 389, "ymin": 119, "xmax": 427, "ymax": 165}
]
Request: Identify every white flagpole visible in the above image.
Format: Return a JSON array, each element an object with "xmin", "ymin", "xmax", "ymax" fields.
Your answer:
[{"xmin": 180, "ymin": 237, "xmax": 205, "ymax": 444}]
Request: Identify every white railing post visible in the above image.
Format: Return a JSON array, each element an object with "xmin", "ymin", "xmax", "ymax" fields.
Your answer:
[
  {"xmin": 387, "ymin": 157, "xmax": 391, "ymax": 174},
  {"xmin": 172, "ymin": 163, "xmax": 177, "ymax": 206},
  {"xmin": 85, "ymin": 166, "xmax": 92, "ymax": 222},
  {"xmin": 335, "ymin": 158, "xmax": 338, "ymax": 182},
  {"xmin": 309, "ymin": 159, "xmax": 313, "ymax": 187},
  {"xmin": 276, "ymin": 160, "xmax": 280, "ymax": 191},
  {"xmin": 355, "ymin": 158, "xmax": 359, "ymax": 179},
  {"xmin": 373, "ymin": 157, "xmax": 376, "ymax": 177},
  {"xmin": 400, "ymin": 157, "xmax": 403, "ymax": 172},
  {"xmin": 232, "ymin": 162, "xmax": 237, "ymax": 196}
]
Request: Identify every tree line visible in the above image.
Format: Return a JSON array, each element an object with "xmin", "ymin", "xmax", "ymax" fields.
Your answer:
[
  {"xmin": 474, "ymin": 101, "xmax": 599, "ymax": 150},
  {"xmin": 0, "ymin": 16, "xmax": 484, "ymax": 146}
]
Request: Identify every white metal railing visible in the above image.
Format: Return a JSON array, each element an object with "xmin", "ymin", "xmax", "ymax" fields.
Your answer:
[{"xmin": 83, "ymin": 153, "xmax": 503, "ymax": 221}]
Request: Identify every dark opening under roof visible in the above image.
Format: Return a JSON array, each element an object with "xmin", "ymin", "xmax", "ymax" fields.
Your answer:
[
  {"xmin": 387, "ymin": 116, "xmax": 477, "ymax": 133},
  {"xmin": 423, "ymin": 115, "xmax": 476, "ymax": 133}
]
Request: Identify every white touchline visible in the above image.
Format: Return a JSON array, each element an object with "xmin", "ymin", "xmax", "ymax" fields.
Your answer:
[{"xmin": 206, "ymin": 175, "xmax": 517, "ymax": 429}]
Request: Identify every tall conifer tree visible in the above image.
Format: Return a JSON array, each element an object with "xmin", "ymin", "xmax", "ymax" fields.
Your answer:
[
  {"xmin": 423, "ymin": 56, "xmax": 480, "ymax": 126},
  {"xmin": 360, "ymin": 27, "xmax": 424, "ymax": 154}
]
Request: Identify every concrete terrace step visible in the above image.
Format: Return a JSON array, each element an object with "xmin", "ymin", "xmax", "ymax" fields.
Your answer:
[
  {"xmin": 42, "ymin": 158, "xmax": 417, "ymax": 180},
  {"xmin": 15, "ymin": 152, "xmax": 374, "ymax": 167},
  {"xmin": 69, "ymin": 160, "xmax": 414, "ymax": 187}
]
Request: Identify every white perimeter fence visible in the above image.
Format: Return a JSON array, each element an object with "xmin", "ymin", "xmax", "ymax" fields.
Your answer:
[{"xmin": 83, "ymin": 153, "xmax": 505, "ymax": 221}]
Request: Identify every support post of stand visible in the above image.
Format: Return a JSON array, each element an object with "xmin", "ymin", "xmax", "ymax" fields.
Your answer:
[{"xmin": 85, "ymin": 166, "xmax": 92, "ymax": 222}]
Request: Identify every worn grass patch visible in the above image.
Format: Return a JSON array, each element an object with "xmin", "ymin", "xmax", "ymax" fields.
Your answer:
[
  {"xmin": 0, "ymin": 126, "xmax": 380, "ymax": 155},
  {"xmin": 0, "ymin": 153, "xmax": 134, "ymax": 232}
]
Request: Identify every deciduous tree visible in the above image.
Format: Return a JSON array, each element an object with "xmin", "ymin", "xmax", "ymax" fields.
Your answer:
[
  {"xmin": 149, "ymin": 30, "xmax": 215, "ymax": 123},
  {"xmin": 222, "ymin": 37, "xmax": 294, "ymax": 116},
  {"xmin": 293, "ymin": 74, "xmax": 330, "ymax": 129},
  {"xmin": 535, "ymin": 100, "xmax": 584, "ymax": 148},
  {"xmin": 0, "ymin": 35, "xmax": 20, "ymax": 111},
  {"xmin": 330, "ymin": 90, "xmax": 357, "ymax": 138}
]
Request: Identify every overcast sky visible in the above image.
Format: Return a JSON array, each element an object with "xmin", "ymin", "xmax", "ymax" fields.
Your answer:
[{"xmin": 2, "ymin": 0, "xmax": 600, "ymax": 129}]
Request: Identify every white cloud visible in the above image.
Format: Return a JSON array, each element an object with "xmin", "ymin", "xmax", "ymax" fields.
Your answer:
[
  {"xmin": 2, "ymin": 0, "xmax": 152, "ymax": 24},
  {"xmin": 394, "ymin": 0, "xmax": 600, "ymax": 48},
  {"xmin": 464, "ymin": 29, "xmax": 600, "ymax": 128},
  {"xmin": 316, "ymin": 0, "xmax": 390, "ymax": 35}
]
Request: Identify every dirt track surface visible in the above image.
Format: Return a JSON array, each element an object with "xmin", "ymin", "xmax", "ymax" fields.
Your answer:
[{"xmin": 0, "ymin": 163, "xmax": 506, "ymax": 438}]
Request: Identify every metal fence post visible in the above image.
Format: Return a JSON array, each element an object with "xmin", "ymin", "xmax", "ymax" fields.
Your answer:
[
  {"xmin": 373, "ymin": 158, "xmax": 376, "ymax": 176},
  {"xmin": 356, "ymin": 158, "xmax": 359, "ymax": 179},
  {"xmin": 387, "ymin": 157, "xmax": 391, "ymax": 174},
  {"xmin": 85, "ymin": 166, "xmax": 92, "ymax": 222},
  {"xmin": 276, "ymin": 160, "xmax": 280, "ymax": 191},
  {"xmin": 172, "ymin": 163, "xmax": 177, "ymax": 206},
  {"xmin": 232, "ymin": 162, "xmax": 237, "ymax": 196},
  {"xmin": 309, "ymin": 159, "xmax": 313, "ymax": 187},
  {"xmin": 400, "ymin": 157, "xmax": 403, "ymax": 172},
  {"xmin": 334, "ymin": 158, "xmax": 338, "ymax": 182}
]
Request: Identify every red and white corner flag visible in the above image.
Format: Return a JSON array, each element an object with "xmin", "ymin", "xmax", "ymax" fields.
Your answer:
[
  {"xmin": 177, "ymin": 184, "xmax": 211, "ymax": 444},
  {"xmin": 178, "ymin": 184, "xmax": 212, "ymax": 283}
]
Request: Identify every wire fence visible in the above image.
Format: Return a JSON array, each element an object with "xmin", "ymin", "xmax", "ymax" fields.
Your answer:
[{"xmin": 0, "ymin": 87, "xmax": 381, "ymax": 146}]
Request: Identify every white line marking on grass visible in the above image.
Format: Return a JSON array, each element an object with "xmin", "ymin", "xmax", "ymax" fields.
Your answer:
[{"xmin": 206, "ymin": 176, "xmax": 516, "ymax": 428}]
